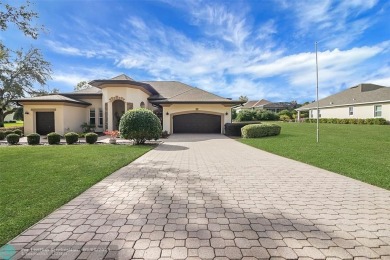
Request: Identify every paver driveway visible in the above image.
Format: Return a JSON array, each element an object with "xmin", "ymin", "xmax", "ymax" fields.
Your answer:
[{"xmin": 6, "ymin": 134, "xmax": 390, "ymax": 259}]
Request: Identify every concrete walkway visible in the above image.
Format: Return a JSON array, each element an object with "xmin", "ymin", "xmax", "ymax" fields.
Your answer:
[{"xmin": 5, "ymin": 134, "xmax": 390, "ymax": 259}]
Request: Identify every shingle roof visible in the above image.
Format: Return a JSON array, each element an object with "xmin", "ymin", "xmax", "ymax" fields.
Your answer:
[
  {"xmin": 297, "ymin": 83, "xmax": 390, "ymax": 111},
  {"xmin": 71, "ymin": 86, "xmax": 102, "ymax": 94},
  {"xmin": 16, "ymin": 94, "xmax": 91, "ymax": 105},
  {"xmin": 241, "ymin": 101, "xmax": 259, "ymax": 108},
  {"xmin": 145, "ymin": 81, "xmax": 238, "ymax": 104},
  {"xmin": 111, "ymin": 74, "xmax": 134, "ymax": 81}
]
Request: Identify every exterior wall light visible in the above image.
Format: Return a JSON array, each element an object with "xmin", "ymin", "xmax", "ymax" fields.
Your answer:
[
  {"xmin": 225, "ymin": 112, "xmax": 229, "ymax": 115},
  {"xmin": 24, "ymin": 111, "xmax": 29, "ymax": 115},
  {"xmin": 166, "ymin": 112, "xmax": 169, "ymax": 115}
]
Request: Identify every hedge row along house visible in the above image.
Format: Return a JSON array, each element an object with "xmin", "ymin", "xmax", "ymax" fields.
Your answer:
[
  {"xmin": 296, "ymin": 83, "xmax": 390, "ymax": 122},
  {"xmin": 15, "ymin": 74, "xmax": 242, "ymax": 135}
]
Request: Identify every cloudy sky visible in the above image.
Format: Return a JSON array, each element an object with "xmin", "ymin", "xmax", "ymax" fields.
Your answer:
[{"xmin": 2, "ymin": 0, "xmax": 390, "ymax": 102}]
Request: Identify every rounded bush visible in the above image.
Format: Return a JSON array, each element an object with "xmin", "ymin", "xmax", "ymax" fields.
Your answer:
[
  {"xmin": 241, "ymin": 124, "xmax": 281, "ymax": 138},
  {"xmin": 0, "ymin": 131, "xmax": 5, "ymax": 140},
  {"xmin": 4, "ymin": 130, "xmax": 13, "ymax": 137},
  {"xmin": 47, "ymin": 132, "xmax": 61, "ymax": 145},
  {"xmin": 13, "ymin": 129, "xmax": 23, "ymax": 136},
  {"xmin": 27, "ymin": 133, "xmax": 40, "ymax": 145},
  {"xmin": 6, "ymin": 133, "xmax": 20, "ymax": 145},
  {"xmin": 85, "ymin": 132, "xmax": 98, "ymax": 144},
  {"xmin": 119, "ymin": 108, "xmax": 162, "ymax": 144},
  {"xmin": 64, "ymin": 132, "xmax": 79, "ymax": 144}
]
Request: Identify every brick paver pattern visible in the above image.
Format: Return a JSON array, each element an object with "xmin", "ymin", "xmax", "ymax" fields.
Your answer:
[{"xmin": 6, "ymin": 134, "xmax": 390, "ymax": 259}]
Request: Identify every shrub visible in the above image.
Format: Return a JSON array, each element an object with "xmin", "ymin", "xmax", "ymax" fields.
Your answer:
[
  {"xmin": 304, "ymin": 117, "xmax": 388, "ymax": 125},
  {"xmin": 231, "ymin": 109, "xmax": 237, "ymax": 120},
  {"xmin": 241, "ymin": 124, "xmax": 281, "ymax": 138},
  {"xmin": 374, "ymin": 118, "xmax": 387, "ymax": 125},
  {"xmin": 119, "ymin": 108, "xmax": 162, "ymax": 144},
  {"xmin": 64, "ymin": 132, "xmax": 79, "ymax": 144},
  {"xmin": 225, "ymin": 122, "xmax": 259, "ymax": 136},
  {"xmin": 80, "ymin": 123, "xmax": 95, "ymax": 133},
  {"xmin": 13, "ymin": 129, "xmax": 23, "ymax": 136},
  {"xmin": 161, "ymin": 130, "xmax": 169, "ymax": 138},
  {"xmin": 6, "ymin": 133, "xmax": 20, "ymax": 145},
  {"xmin": 47, "ymin": 132, "xmax": 61, "ymax": 145},
  {"xmin": 278, "ymin": 109, "xmax": 292, "ymax": 118},
  {"xmin": 85, "ymin": 133, "xmax": 98, "ymax": 144},
  {"xmin": 0, "ymin": 131, "xmax": 4, "ymax": 140},
  {"xmin": 4, "ymin": 130, "xmax": 13, "ymax": 137},
  {"xmin": 279, "ymin": 115, "xmax": 291, "ymax": 122},
  {"xmin": 27, "ymin": 133, "xmax": 40, "ymax": 145},
  {"xmin": 236, "ymin": 110, "xmax": 255, "ymax": 122},
  {"xmin": 254, "ymin": 110, "xmax": 279, "ymax": 121}
]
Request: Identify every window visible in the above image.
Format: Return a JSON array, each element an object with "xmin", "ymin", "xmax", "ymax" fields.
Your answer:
[
  {"xmin": 89, "ymin": 109, "xmax": 96, "ymax": 125},
  {"xmin": 98, "ymin": 108, "xmax": 103, "ymax": 127},
  {"xmin": 310, "ymin": 110, "xmax": 313, "ymax": 118},
  {"xmin": 374, "ymin": 105, "xmax": 382, "ymax": 117},
  {"xmin": 349, "ymin": 106, "xmax": 353, "ymax": 116},
  {"xmin": 318, "ymin": 109, "xmax": 321, "ymax": 118},
  {"xmin": 140, "ymin": 101, "xmax": 145, "ymax": 108}
]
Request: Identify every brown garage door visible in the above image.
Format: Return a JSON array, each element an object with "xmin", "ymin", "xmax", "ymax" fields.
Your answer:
[
  {"xmin": 173, "ymin": 113, "xmax": 221, "ymax": 133},
  {"xmin": 36, "ymin": 112, "xmax": 55, "ymax": 135}
]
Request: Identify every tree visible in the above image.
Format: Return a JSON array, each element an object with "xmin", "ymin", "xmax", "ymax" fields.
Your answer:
[
  {"xmin": 0, "ymin": 1, "xmax": 51, "ymax": 127},
  {"xmin": 239, "ymin": 95, "xmax": 248, "ymax": 102},
  {"xmin": 74, "ymin": 81, "xmax": 91, "ymax": 91},
  {"xmin": 0, "ymin": 48, "xmax": 51, "ymax": 126}
]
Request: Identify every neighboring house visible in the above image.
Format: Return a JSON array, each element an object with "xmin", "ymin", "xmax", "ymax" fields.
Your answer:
[
  {"xmin": 16, "ymin": 74, "xmax": 241, "ymax": 135},
  {"xmin": 235, "ymin": 99, "xmax": 296, "ymax": 113},
  {"xmin": 296, "ymin": 83, "xmax": 390, "ymax": 121}
]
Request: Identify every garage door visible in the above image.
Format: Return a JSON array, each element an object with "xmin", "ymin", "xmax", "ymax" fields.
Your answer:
[
  {"xmin": 173, "ymin": 113, "xmax": 221, "ymax": 133},
  {"xmin": 36, "ymin": 112, "xmax": 55, "ymax": 135}
]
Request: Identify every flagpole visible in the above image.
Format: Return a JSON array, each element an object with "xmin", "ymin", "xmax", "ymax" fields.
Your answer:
[{"xmin": 315, "ymin": 41, "xmax": 319, "ymax": 143}]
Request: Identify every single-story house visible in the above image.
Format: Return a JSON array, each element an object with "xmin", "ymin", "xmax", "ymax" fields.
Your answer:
[
  {"xmin": 235, "ymin": 99, "xmax": 297, "ymax": 113},
  {"xmin": 16, "ymin": 74, "xmax": 242, "ymax": 135},
  {"xmin": 296, "ymin": 83, "xmax": 390, "ymax": 121}
]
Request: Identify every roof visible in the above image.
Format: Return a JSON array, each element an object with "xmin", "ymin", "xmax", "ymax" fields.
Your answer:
[
  {"xmin": 240, "ymin": 99, "xmax": 272, "ymax": 109},
  {"xmin": 16, "ymin": 94, "xmax": 91, "ymax": 105},
  {"xmin": 70, "ymin": 86, "xmax": 102, "ymax": 94},
  {"xmin": 15, "ymin": 74, "xmax": 242, "ymax": 106},
  {"xmin": 145, "ymin": 81, "xmax": 241, "ymax": 104},
  {"xmin": 263, "ymin": 102, "xmax": 295, "ymax": 109},
  {"xmin": 297, "ymin": 83, "xmax": 390, "ymax": 111}
]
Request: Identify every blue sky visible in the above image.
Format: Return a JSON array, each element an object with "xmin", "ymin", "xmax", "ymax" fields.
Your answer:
[{"xmin": 2, "ymin": 0, "xmax": 390, "ymax": 102}]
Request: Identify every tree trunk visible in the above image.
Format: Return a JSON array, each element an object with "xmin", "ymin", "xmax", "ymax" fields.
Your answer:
[{"xmin": 0, "ymin": 110, "xmax": 4, "ymax": 127}]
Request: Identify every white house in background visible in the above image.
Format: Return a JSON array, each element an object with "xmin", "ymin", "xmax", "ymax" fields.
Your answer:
[
  {"xmin": 296, "ymin": 83, "xmax": 390, "ymax": 121},
  {"xmin": 15, "ymin": 74, "xmax": 241, "ymax": 135}
]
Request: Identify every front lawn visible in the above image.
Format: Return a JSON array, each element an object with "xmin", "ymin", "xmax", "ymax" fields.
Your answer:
[
  {"xmin": 0, "ymin": 144, "xmax": 153, "ymax": 246},
  {"xmin": 240, "ymin": 123, "xmax": 390, "ymax": 190},
  {"xmin": 3, "ymin": 121, "xmax": 24, "ymax": 128}
]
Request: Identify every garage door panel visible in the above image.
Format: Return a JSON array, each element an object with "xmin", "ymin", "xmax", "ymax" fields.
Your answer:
[
  {"xmin": 173, "ymin": 113, "xmax": 221, "ymax": 133},
  {"xmin": 36, "ymin": 112, "xmax": 55, "ymax": 135}
]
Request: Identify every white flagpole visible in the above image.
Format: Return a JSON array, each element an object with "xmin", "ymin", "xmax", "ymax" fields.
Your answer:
[{"xmin": 315, "ymin": 41, "xmax": 319, "ymax": 143}]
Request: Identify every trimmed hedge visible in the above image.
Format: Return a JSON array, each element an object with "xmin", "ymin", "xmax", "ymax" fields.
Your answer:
[
  {"xmin": 119, "ymin": 108, "xmax": 162, "ymax": 144},
  {"xmin": 85, "ymin": 133, "xmax": 98, "ymax": 144},
  {"xmin": 6, "ymin": 133, "xmax": 20, "ymax": 145},
  {"xmin": 13, "ymin": 129, "xmax": 23, "ymax": 136},
  {"xmin": 27, "ymin": 133, "xmax": 40, "ymax": 145},
  {"xmin": 225, "ymin": 122, "xmax": 259, "ymax": 136},
  {"xmin": 241, "ymin": 124, "xmax": 281, "ymax": 138},
  {"xmin": 47, "ymin": 132, "xmax": 61, "ymax": 145},
  {"xmin": 64, "ymin": 132, "xmax": 79, "ymax": 144},
  {"xmin": 304, "ymin": 118, "xmax": 388, "ymax": 125},
  {"xmin": 0, "ymin": 131, "xmax": 4, "ymax": 140},
  {"xmin": 236, "ymin": 109, "xmax": 279, "ymax": 122}
]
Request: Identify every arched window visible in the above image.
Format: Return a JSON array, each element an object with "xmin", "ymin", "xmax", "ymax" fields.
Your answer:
[{"xmin": 140, "ymin": 101, "xmax": 145, "ymax": 108}]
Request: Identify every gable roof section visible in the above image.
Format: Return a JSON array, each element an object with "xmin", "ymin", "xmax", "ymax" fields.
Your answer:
[
  {"xmin": 70, "ymin": 86, "xmax": 102, "ymax": 94},
  {"xmin": 240, "ymin": 99, "xmax": 271, "ymax": 109},
  {"xmin": 241, "ymin": 101, "xmax": 259, "ymax": 108},
  {"xmin": 89, "ymin": 75, "xmax": 158, "ymax": 96},
  {"xmin": 16, "ymin": 94, "xmax": 91, "ymax": 105},
  {"xmin": 145, "ymin": 81, "xmax": 241, "ymax": 104},
  {"xmin": 297, "ymin": 83, "xmax": 390, "ymax": 111}
]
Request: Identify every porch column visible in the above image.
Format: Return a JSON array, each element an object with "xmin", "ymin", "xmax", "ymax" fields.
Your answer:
[
  {"xmin": 107, "ymin": 102, "xmax": 113, "ymax": 130},
  {"xmin": 297, "ymin": 111, "xmax": 301, "ymax": 122}
]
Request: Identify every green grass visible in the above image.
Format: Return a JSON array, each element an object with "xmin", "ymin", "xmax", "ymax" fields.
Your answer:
[
  {"xmin": 0, "ymin": 144, "xmax": 153, "ymax": 246},
  {"xmin": 3, "ymin": 121, "xmax": 24, "ymax": 128},
  {"xmin": 240, "ymin": 123, "xmax": 390, "ymax": 190}
]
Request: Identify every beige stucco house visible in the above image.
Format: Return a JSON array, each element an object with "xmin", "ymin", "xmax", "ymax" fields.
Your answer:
[
  {"xmin": 16, "ymin": 74, "xmax": 241, "ymax": 135},
  {"xmin": 296, "ymin": 83, "xmax": 390, "ymax": 121}
]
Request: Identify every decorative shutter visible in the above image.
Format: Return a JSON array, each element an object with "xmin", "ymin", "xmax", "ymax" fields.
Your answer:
[{"xmin": 104, "ymin": 103, "xmax": 108, "ymax": 129}]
